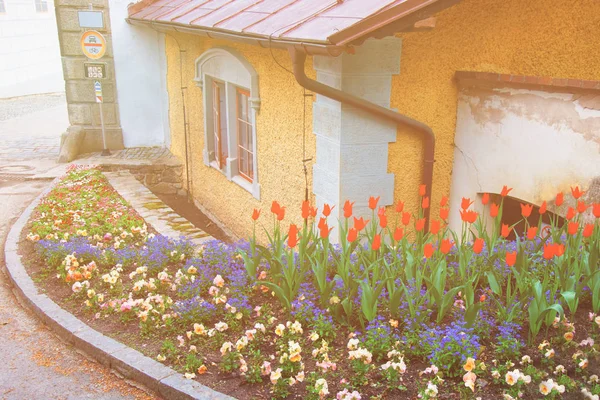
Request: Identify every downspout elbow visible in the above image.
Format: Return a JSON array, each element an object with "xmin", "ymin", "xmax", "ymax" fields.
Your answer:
[{"xmin": 288, "ymin": 47, "xmax": 435, "ymax": 232}]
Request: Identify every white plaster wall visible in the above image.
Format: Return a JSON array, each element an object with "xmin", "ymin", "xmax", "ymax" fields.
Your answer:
[
  {"xmin": 109, "ymin": 0, "xmax": 169, "ymax": 147},
  {"xmin": 449, "ymin": 86, "xmax": 600, "ymax": 231},
  {"xmin": 0, "ymin": 0, "xmax": 64, "ymax": 98},
  {"xmin": 312, "ymin": 37, "xmax": 402, "ymax": 241}
]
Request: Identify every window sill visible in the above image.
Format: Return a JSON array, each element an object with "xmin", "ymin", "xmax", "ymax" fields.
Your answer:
[
  {"xmin": 208, "ymin": 160, "xmax": 260, "ymax": 200},
  {"xmin": 232, "ymin": 175, "xmax": 260, "ymax": 200}
]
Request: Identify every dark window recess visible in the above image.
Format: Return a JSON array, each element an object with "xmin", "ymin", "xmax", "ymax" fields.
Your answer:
[{"xmin": 497, "ymin": 195, "xmax": 564, "ymax": 241}]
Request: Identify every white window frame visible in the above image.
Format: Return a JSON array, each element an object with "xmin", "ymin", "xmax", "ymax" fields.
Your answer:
[
  {"xmin": 34, "ymin": 0, "xmax": 48, "ymax": 12},
  {"xmin": 194, "ymin": 47, "xmax": 261, "ymax": 200}
]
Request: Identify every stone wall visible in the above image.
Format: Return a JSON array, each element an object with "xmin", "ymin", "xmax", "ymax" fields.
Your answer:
[
  {"xmin": 96, "ymin": 163, "xmax": 186, "ymax": 197},
  {"xmin": 55, "ymin": 0, "xmax": 124, "ymax": 151}
]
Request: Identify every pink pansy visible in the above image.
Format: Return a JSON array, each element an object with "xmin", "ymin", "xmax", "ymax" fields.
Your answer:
[{"xmin": 260, "ymin": 361, "xmax": 271, "ymax": 376}]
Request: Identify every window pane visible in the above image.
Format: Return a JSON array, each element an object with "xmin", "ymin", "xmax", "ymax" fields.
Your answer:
[
  {"xmin": 212, "ymin": 81, "xmax": 227, "ymax": 168},
  {"xmin": 238, "ymin": 120, "xmax": 247, "ymax": 149},
  {"xmin": 219, "ymin": 84, "xmax": 227, "ymax": 159}
]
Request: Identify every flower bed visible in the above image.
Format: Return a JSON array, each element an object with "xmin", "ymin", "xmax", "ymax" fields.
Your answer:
[{"xmin": 23, "ymin": 167, "xmax": 600, "ymax": 399}]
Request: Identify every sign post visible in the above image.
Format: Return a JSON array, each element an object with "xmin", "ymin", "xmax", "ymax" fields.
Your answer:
[
  {"xmin": 81, "ymin": 30, "xmax": 109, "ymax": 156},
  {"xmin": 94, "ymin": 81, "xmax": 110, "ymax": 156}
]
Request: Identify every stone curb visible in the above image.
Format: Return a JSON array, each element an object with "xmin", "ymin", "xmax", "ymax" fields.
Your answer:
[{"xmin": 2, "ymin": 175, "xmax": 234, "ymax": 400}]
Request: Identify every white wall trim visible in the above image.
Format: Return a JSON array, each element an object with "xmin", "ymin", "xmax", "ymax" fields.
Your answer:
[{"xmin": 194, "ymin": 47, "xmax": 261, "ymax": 200}]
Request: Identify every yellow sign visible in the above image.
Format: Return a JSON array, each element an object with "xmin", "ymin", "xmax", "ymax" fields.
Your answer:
[{"xmin": 80, "ymin": 30, "xmax": 106, "ymax": 60}]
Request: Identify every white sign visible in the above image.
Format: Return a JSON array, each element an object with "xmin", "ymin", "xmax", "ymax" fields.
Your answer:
[
  {"xmin": 94, "ymin": 81, "xmax": 103, "ymax": 103},
  {"xmin": 78, "ymin": 11, "xmax": 104, "ymax": 28}
]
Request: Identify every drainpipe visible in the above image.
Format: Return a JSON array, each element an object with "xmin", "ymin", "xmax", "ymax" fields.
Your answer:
[{"xmin": 288, "ymin": 47, "xmax": 436, "ymax": 232}]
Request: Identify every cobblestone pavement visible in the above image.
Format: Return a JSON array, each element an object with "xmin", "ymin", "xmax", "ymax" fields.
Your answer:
[
  {"xmin": 0, "ymin": 94, "xmax": 158, "ymax": 399},
  {"xmin": 0, "ymin": 93, "xmax": 67, "ymax": 161}
]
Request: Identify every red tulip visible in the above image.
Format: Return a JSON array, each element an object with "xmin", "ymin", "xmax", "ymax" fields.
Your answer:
[
  {"xmin": 583, "ymin": 224, "xmax": 594, "ymax": 238},
  {"xmin": 500, "ymin": 185, "xmax": 513, "ymax": 197},
  {"xmin": 461, "ymin": 197, "xmax": 474, "ymax": 210},
  {"xmin": 323, "ymin": 203, "xmax": 334, "ymax": 217},
  {"xmin": 520, "ymin": 203, "xmax": 533, "ymax": 218},
  {"xmin": 271, "ymin": 201, "xmax": 281, "ymax": 215},
  {"xmin": 473, "ymin": 238, "xmax": 484, "ymax": 254},
  {"xmin": 543, "ymin": 244, "xmax": 555, "ymax": 260},
  {"xmin": 401, "ymin": 212, "xmax": 411, "ymax": 226},
  {"xmin": 378, "ymin": 207, "xmax": 387, "ymax": 229},
  {"xmin": 460, "ymin": 209, "xmax": 478, "ymax": 224},
  {"xmin": 430, "ymin": 220, "xmax": 441, "ymax": 235},
  {"xmin": 555, "ymin": 192, "xmax": 564, "ymax": 206},
  {"xmin": 424, "ymin": 243, "xmax": 434, "ymax": 259},
  {"xmin": 319, "ymin": 223, "xmax": 333, "ymax": 239},
  {"xmin": 416, "ymin": 218, "xmax": 426, "ymax": 232},
  {"xmin": 368, "ymin": 196, "xmax": 380, "ymax": 210},
  {"xmin": 371, "ymin": 234, "xmax": 381, "ymax": 251},
  {"xmin": 396, "ymin": 201, "xmax": 405, "ymax": 213},
  {"xmin": 440, "ymin": 196, "xmax": 449, "ymax": 207},
  {"xmin": 490, "ymin": 203, "xmax": 500, "ymax": 218},
  {"xmin": 343, "ymin": 200, "xmax": 354, "ymax": 218},
  {"xmin": 301, "ymin": 200, "xmax": 310, "ymax": 219},
  {"xmin": 566, "ymin": 207, "xmax": 575, "ymax": 220},
  {"xmin": 288, "ymin": 224, "xmax": 299, "ymax": 248},
  {"xmin": 481, "ymin": 193, "xmax": 489, "ymax": 205},
  {"xmin": 539, "ymin": 201, "xmax": 547, "ymax": 215},
  {"xmin": 571, "ymin": 186, "xmax": 585, "ymax": 199},
  {"xmin": 593, "ymin": 203, "xmax": 600, "ymax": 218},
  {"xmin": 419, "ymin": 184, "xmax": 427, "ymax": 197},
  {"xmin": 393, "ymin": 227, "xmax": 404, "ymax": 241},
  {"xmin": 577, "ymin": 201, "xmax": 588, "ymax": 214},
  {"xmin": 353, "ymin": 217, "xmax": 369, "ymax": 231},
  {"xmin": 506, "ymin": 251, "xmax": 517, "ymax": 267},
  {"xmin": 309, "ymin": 206, "xmax": 317, "ymax": 218},
  {"xmin": 347, "ymin": 228, "xmax": 358, "ymax": 243},
  {"xmin": 422, "ymin": 196, "xmax": 430, "ymax": 209},
  {"xmin": 568, "ymin": 222, "xmax": 579, "ymax": 236},
  {"xmin": 543, "ymin": 243, "xmax": 565, "ymax": 259},
  {"xmin": 501, "ymin": 224, "xmax": 511, "ymax": 238},
  {"xmin": 439, "ymin": 207, "xmax": 449, "ymax": 220},
  {"xmin": 317, "ymin": 217, "xmax": 327, "ymax": 230},
  {"xmin": 440, "ymin": 239, "xmax": 453, "ymax": 254},
  {"xmin": 526, "ymin": 226, "xmax": 538, "ymax": 240},
  {"xmin": 277, "ymin": 207, "xmax": 286, "ymax": 221},
  {"xmin": 251, "ymin": 209, "xmax": 261, "ymax": 221}
]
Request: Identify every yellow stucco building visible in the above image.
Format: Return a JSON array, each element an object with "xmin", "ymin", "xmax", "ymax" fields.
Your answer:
[{"xmin": 129, "ymin": 0, "xmax": 600, "ymax": 240}]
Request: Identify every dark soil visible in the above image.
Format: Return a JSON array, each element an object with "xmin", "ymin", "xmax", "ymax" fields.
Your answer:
[
  {"xmin": 16, "ymin": 228, "xmax": 600, "ymax": 400},
  {"xmin": 151, "ymin": 192, "xmax": 231, "ymax": 243}
]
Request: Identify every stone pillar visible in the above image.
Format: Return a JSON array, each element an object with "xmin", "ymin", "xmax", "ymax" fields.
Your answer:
[
  {"xmin": 55, "ymin": 0, "xmax": 124, "ymax": 153},
  {"xmin": 312, "ymin": 37, "xmax": 402, "ymax": 239}
]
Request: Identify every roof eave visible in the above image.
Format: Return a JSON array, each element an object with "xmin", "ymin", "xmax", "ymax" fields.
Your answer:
[
  {"xmin": 126, "ymin": 17, "xmax": 347, "ymax": 57},
  {"xmin": 327, "ymin": 0, "xmax": 462, "ymax": 46}
]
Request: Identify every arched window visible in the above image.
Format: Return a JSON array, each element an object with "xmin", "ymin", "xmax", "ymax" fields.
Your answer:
[{"xmin": 194, "ymin": 47, "xmax": 260, "ymax": 199}]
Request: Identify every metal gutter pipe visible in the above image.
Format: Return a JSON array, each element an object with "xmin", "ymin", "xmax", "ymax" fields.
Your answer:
[{"xmin": 288, "ymin": 47, "xmax": 435, "ymax": 232}]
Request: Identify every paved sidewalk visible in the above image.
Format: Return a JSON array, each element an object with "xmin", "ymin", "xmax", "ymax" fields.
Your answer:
[
  {"xmin": 0, "ymin": 93, "xmax": 67, "ymax": 161},
  {"xmin": 105, "ymin": 171, "xmax": 213, "ymax": 246},
  {"xmin": 0, "ymin": 93, "xmax": 158, "ymax": 399}
]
